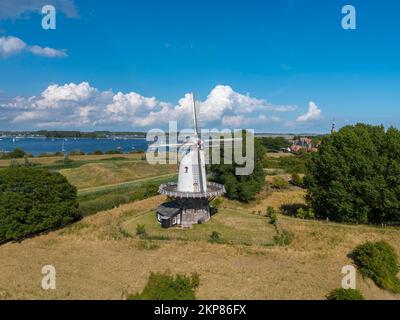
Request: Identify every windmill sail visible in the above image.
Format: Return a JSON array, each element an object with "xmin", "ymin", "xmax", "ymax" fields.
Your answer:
[{"xmin": 192, "ymin": 93, "xmax": 205, "ymax": 193}]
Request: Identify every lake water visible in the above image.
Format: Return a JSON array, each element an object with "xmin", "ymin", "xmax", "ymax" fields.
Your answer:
[{"xmin": 0, "ymin": 137, "xmax": 150, "ymax": 156}]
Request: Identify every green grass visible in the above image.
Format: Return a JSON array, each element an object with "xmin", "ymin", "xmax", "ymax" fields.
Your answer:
[
  {"xmin": 78, "ymin": 175, "xmax": 177, "ymax": 217},
  {"xmin": 60, "ymin": 160, "xmax": 177, "ymax": 189},
  {"xmin": 121, "ymin": 208, "xmax": 277, "ymax": 246},
  {"xmin": 263, "ymin": 154, "xmax": 309, "ymax": 174}
]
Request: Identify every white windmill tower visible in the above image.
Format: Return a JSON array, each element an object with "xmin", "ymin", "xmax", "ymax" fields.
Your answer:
[{"xmin": 152, "ymin": 93, "xmax": 232, "ymax": 228}]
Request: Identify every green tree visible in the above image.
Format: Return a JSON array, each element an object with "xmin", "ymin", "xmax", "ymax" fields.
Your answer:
[
  {"xmin": 209, "ymin": 131, "xmax": 266, "ymax": 202},
  {"xmin": 258, "ymin": 137, "xmax": 291, "ymax": 152},
  {"xmin": 0, "ymin": 168, "xmax": 80, "ymax": 243},
  {"xmin": 304, "ymin": 124, "xmax": 400, "ymax": 224}
]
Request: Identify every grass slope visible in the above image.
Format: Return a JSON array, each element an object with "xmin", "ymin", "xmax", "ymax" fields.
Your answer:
[{"xmin": 1, "ymin": 188, "xmax": 400, "ymax": 300}]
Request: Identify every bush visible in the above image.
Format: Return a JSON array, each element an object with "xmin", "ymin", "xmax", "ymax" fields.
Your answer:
[
  {"xmin": 209, "ymin": 231, "xmax": 221, "ymax": 243},
  {"xmin": 351, "ymin": 241, "xmax": 400, "ymax": 293},
  {"xmin": 136, "ymin": 224, "xmax": 147, "ymax": 237},
  {"xmin": 278, "ymin": 155, "xmax": 309, "ymax": 174},
  {"xmin": 305, "ymin": 124, "xmax": 400, "ymax": 224},
  {"xmin": 210, "ymin": 198, "xmax": 223, "ymax": 209},
  {"xmin": 105, "ymin": 150, "xmax": 122, "ymax": 155},
  {"xmin": 295, "ymin": 207, "xmax": 315, "ymax": 220},
  {"xmin": 69, "ymin": 150, "xmax": 85, "ymax": 156},
  {"xmin": 1, "ymin": 148, "xmax": 26, "ymax": 160},
  {"xmin": 273, "ymin": 230, "xmax": 294, "ymax": 246},
  {"xmin": 92, "ymin": 150, "xmax": 104, "ymax": 155},
  {"xmin": 270, "ymin": 176, "xmax": 290, "ymax": 190},
  {"xmin": 0, "ymin": 168, "xmax": 80, "ymax": 243},
  {"xmin": 326, "ymin": 288, "xmax": 364, "ymax": 300},
  {"xmin": 128, "ymin": 272, "xmax": 200, "ymax": 300},
  {"xmin": 290, "ymin": 173, "xmax": 303, "ymax": 187},
  {"xmin": 266, "ymin": 206, "xmax": 277, "ymax": 225}
]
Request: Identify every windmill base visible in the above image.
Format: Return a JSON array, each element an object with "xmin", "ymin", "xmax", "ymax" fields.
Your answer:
[
  {"xmin": 156, "ymin": 198, "xmax": 211, "ymax": 228},
  {"xmin": 180, "ymin": 207, "xmax": 210, "ymax": 228}
]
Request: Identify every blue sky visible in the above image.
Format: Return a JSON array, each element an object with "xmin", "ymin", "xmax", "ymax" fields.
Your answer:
[{"xmin": 0, "ymin": 0, "xmax": 400, "ymax": 133}]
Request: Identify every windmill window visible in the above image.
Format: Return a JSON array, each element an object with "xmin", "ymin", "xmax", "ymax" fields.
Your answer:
[{"xmin": 184, "ymin": 166, "xmax": 188, "ymax": 173}]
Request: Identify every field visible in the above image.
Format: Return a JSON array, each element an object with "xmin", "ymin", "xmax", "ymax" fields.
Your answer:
[
  {"xmin": 0, "ymin": 153, "xmax": 400, "ymax": 300},
  {"xmin": 122, "ymin": 208, "xmax": 278, "ymax": 246}
]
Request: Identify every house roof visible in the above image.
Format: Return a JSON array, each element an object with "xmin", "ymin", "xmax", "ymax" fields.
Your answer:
[{"xmin": 157, "ymin": 201, "xmax": 181, "ymax": 218}]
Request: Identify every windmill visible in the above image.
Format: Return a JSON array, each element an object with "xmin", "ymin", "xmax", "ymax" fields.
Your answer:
[{"xmin": 151, "ymin": 93, "xmax": 235, "ymax": 228}]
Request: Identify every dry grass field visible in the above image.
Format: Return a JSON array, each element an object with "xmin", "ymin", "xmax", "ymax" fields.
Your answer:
[
  {"xmin": 1, "ymin": 184, "xmax": 400, "ymax": 300},
  {"xmin": 60, "ymin": 161, "xmax": 177, "ymax": 189},
  {"xmin": 0, "ymin": 153, "xmax": 145, "ymax": 167}
]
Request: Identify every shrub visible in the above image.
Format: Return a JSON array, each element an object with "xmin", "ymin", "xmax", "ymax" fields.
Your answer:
[
  {"xmin": 290, "ymin": 173, "xmax": 303, "ymax": 187},
  {"xmin": 128, "ymin": 272, "xmax": 200, "ymax": 300},
  {"xmin": 209, "ymin": 231, "xmax": 221, "ymax": 243},
  {"xmin": 136, "ymin": 224, "xmax": 147, "ymax": 237},
  {"xmin": 351, "ymin": 241, "xmax": 400, "ymax": 293},
  {"xmin": 266, "ymin": 206, "xmax": 277, "ymax": 225},
  {"xmin": 92, "ymin": 150, "xmax": 104, "ymax": 155},
  {"xmin": 270, "ymin": 176, "xmax": 290, "ymax": 190},
  {"xmin": 69, "ymin": 150, "xmax": 85, "ymax": 156},
  {"xmin": 295, "ymin": 207, "xmax": 315, "ymax": 220},
  {"xmin": 0, "ymin": 168, "xmax": 80, "ymax": 243},
  {"xmin": 1, "ymin": 147, "xmax": 26, "ymax": 159},
  {"xmin": 105, "ymin": 150, "xmax": 122, "ymax": 155},
  {"xmin": 305, "ymin": 124, "xmax": 400, "ymax": 224},
  {"xmin": 326, "ymin": 288, "xmax": 364, "ymax": 300},
  {"xmin": 273, "ymin": 230, "xmax": 294, "ymax": 246},
  {"xmin": 210, "ymin": 198, "xmax": 223, "ymax": 209}
]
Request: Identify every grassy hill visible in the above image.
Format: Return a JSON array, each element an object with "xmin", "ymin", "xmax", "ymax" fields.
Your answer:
[
  {"xmin": 0, "ymin": 186, "xmax": 399, "ymax": 299},
  {"xmin": 0, "ymin": 153, "xmax": 399, "ymax": 299}
]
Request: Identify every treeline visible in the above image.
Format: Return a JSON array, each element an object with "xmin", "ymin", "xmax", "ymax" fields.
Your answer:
[
  {"xmin": 0, "ymin": 147, "xmax": 144, "ymax": 160},
  {"xmin": 257, "ymin": 136, "xmax": 291, "ymax": 152},
  {"xmin": 0, "ymin": 130, "xmax": 147, "ymax": 138}
]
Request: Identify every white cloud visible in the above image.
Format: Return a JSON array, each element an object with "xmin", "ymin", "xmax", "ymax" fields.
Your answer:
[
  {"xmin": 0, "ymin": 0, "xmax": 78, "ymax": 20},
  {"xmin": 28, "ymin": 45, "xmax": 67, "ymax": 58},
  {"xmin": 0, "ymin": 36, "xmax": 26, "ymax": 56},
  {"xmin": 296, "ymin": 101, "xmax": 322, "ymax": 122},
  {"xmin": 0, "ymin": 35, "xmax": 67, "ymax": 58},
  {"xmin": 3, "ymin": 82, "xmax": 298, "ymax": 130}
]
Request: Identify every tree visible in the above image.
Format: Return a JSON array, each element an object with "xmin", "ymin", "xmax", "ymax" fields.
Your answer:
[
  {"xmin": 1, "ymin": 148, "xmax": 26, "ymax": 160},
  {"xmin": 0, "ymin": 168, "xmax": 80, "ymax": 243},
  {"xmin": 258, "ymin": 136, "xmax": 291, "ymax": 152},
  {"xmin": 304, "ymin": 124, "xmax": 400, "ymax": 224},
  {"xmin": 209, "ymin": 131, "xmax": 266, "ymax": 202}
]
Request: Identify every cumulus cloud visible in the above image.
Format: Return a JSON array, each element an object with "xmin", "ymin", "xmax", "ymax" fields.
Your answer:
[
  {"xmin": 2, "ymin": 82, "xmax": 298, "ymax": 130},
  {"xmin": 0, "ymin": 0, "xmax": 78, "ymax": 20},
  {"xmin": 0, "ymin": 35, "xmax": 67, "ymax": 58},
  {"xmin": 28, "ymin": 45, "xmax": 67, "ymax": 58},
  {"xmin": 0, "ymin": 36, "xmax": 26, "ymax": 56},
  {"xmin": 296, "ymin": 101, "xmax": 322, "ymax": 122}
]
